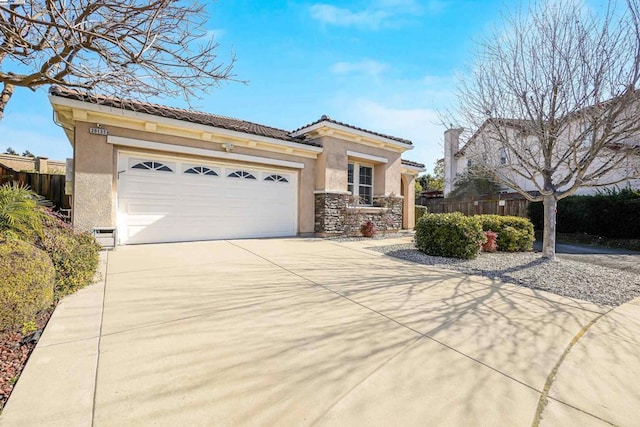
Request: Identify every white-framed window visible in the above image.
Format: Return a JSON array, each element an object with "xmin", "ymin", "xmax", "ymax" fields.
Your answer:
[{"xmin": 348, "ymin": 162, "xmax": 373, "ymax": 205}]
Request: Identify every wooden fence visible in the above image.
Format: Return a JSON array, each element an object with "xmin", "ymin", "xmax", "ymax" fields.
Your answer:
[
  {"xmin": 0, "ymin": 164, "xmax": 69, "ymax": 210},
  {"xmin": 420, "ymin": 196, "xmax": 530, "ymax": 218}
]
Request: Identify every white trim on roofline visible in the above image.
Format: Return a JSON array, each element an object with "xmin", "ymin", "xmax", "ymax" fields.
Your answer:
[
  {"xmin": 401, "ymin": 163, "xmax": 426, "ymax": 173},
  {"xmin": 346, "ymin": 150, "xmax": 389, "ymax": 164},
  {"xmin": 49, "ymin": 95, "xmax": 323, "ymax": 154},
  {"xmin": 107, "ymin": 136, "xmax": 305, "ymax": 169},
  {"xmin": 291, "ymin": 121, "xmax": 413, "ymax": 151}
]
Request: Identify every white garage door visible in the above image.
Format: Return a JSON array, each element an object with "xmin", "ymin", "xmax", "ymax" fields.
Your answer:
[{"xmin": 117, "ymin": 153, "xmax": 298, "ymax": 244}]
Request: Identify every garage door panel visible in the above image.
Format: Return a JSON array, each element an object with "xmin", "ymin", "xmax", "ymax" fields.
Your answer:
[{"xmin": 117, "ymin": 153, "xmax": 297, "ymax": 244}]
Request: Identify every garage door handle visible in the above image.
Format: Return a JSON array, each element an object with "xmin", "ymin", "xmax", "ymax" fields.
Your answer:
[{"xmin": 117, "ymin": 170, "xmax": 126, "ymax": 179}]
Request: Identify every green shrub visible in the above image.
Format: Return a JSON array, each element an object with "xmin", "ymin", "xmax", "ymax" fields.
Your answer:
[
  {"xmin": 415, "ymin": 205, "xmax": 427, "ymax": 220},
  {"xmin": 415, "ymin": 213, "xmax": 485, "ymax": 259},
  {"xmin": 0, "ymin": 238, "xmax": 54, "ymax": 331},
  {"xmin": 528, "ymin": 189, "xmax": 640, "ymax": 238},
  {"xmin": 477, "ymin": 215, "xmax": 534, "ymax": 252},
  {"xmin": 0, "ymin": 182, "xmax": 44, "ymax": 242},
  {"xmin": 39, "ymin": 211, "xmax": 101, "ymax": 298}
]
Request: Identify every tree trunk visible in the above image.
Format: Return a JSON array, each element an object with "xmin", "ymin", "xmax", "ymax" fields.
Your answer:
[
  {"xmin": 542, "ymin": 195, "xmax": 557, "ymax": 260},
  {"xmin": 0, "ymin": 82, "xmax": 15, "ymax": 121}
]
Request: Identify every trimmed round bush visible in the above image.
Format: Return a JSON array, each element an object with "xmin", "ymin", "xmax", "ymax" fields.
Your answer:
[
  {"xmin": 0, "ymin": 238, "xmax": 54, "ymax": 331},
  {"xmin": 477, "ymin": 215, "xmax": 534, "ymax": 252},
  {"xmin": 415, "ymin": 212, "xmax": 485, "ymax": 259}
]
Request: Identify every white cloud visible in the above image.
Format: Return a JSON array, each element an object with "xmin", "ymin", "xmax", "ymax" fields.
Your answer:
[
  {"xmin": 329, "ymin": 60, "xmax": 389, "ymax": 78},
  {"xmin": 197, "ymin": 29, "xmax": 225, "ymax": 44},
  {"xmin": 309, "ymin": 0, "xmax": 428, "ymax": 30},
  {"xmin": 206, "ymin": 29, "xmax": 226, "ymax": 40}
]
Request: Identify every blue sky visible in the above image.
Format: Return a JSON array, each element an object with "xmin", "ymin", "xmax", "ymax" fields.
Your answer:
[{"xmin": 0, "ymin": 0, "xmax": 511, "ymax": 172}]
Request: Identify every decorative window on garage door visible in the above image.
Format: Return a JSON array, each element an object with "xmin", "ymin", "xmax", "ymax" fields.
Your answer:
[
  {"xmin": 131, "ymin": 161, "xmax": 173, "ymax": 172},
  {"xmin": 227, "ymin": 170, "xmax": 256, "ymax": 179},
  {"xmin": 184, "ymin": 166, "xmax": 219, "ymax": 176},
  {"xmin": 264, "ymin": 174, "xmax": 288, "ymax": 183}
]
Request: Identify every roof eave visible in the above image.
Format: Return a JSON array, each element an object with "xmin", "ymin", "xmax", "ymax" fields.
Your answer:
[
  {"xmin": 49, "ymin": 95, "xmax": 323, "ymax": 157},
  {"xmin": 291, "ymin": 121, "xmax": 413, "ymax": 152}
]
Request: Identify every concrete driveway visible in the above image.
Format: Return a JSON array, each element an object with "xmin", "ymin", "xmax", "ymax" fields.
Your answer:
[{"xmin": 2, "ymin": 237, "xmax": 640, "ymax": 426}]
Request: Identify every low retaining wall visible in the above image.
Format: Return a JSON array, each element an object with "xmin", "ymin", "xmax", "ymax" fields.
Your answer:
[{"xmin": 314, "ymin": 192, "xmax": 403, "ymax": 236}]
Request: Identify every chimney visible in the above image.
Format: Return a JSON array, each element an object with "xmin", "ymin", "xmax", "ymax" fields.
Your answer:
[{"xmin": 443, "ymin": 128, "xmax": 463, "ymax": 196}]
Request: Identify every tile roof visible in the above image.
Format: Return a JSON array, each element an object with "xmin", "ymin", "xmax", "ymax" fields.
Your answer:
[
  {"xmin": 401, "ymin": 159, "xmax": 425, "ymax": 169},
  {"xmin": 293, "ymin": 115, "xmax": 413, "ymax": 145},
  {"xmin": 49, "ymin": 86, "xmax": 321, "ymax": 147}
]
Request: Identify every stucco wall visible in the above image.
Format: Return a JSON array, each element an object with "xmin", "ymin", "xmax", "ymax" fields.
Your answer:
[
  {"xmin": 73, "ymin": 122, "xmax": 115, "ymax": 232},
  {"xmin": 72, "ymin": 122, "xmax": 318, "ymax": 234},
  {"xmin": 72, "ymin": 119, "xmax": 410, "ymax": 238},
  {"xmin": 0, "ymin": 154, "xmax": 66, "ymax": 174},
  {"xmin": 401, "ymin": 174, "xmax": 416, "ymax": 229},
  {"xmin": 312, "ymin": 135, "xmax": 402, "ymax": 195}
]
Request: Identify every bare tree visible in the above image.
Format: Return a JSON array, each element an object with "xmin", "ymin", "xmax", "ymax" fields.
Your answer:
[
  {"xmin": 0, "ymin": 0, "xmax": 237, "ymax": 120},
  {"xmin": 452, "ymin": 0, "xmax": 640, "ymax": 259}
]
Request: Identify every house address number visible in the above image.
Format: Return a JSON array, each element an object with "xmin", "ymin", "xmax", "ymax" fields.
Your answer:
[{"xmin": 89, "ymin": 127, "xmax": 108, "ymax": 136}]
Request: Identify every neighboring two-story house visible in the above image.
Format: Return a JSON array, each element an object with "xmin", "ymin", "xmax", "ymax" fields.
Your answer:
[{"xmin": 444, "ymin": 116, "xmax": 640, "ymax": 198}]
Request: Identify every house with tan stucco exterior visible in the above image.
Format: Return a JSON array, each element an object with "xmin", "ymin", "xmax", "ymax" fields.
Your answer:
[{"xmin": 49, "ymin": 87, "xmax": 424, "ymax": 245}]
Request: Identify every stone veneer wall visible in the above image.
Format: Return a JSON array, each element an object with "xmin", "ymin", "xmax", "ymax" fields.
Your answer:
[
  {"xmin": 314, "ymin": 192, "xmax": 348, "ymax": 236},
  {"xmin": 315, "ymin": 192, "xmax": 403, "ymax": 236}
]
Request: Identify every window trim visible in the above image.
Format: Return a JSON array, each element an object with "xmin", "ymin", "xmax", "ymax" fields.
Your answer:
[{"xmin": 347, "ymin": 162, "xmax": 374, "ymax": 206}]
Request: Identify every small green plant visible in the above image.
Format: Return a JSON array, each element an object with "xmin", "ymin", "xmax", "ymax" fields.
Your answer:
[
  {"xmin": 21, "ymin": 320, "xmax": 38, "ymax": 335},
  {"xmin": 360, "ymin": 220, "xmax": 376, "ymax": 237},
  {"xmin": 0, "ymin": 238, "xmax": 54, "ymax": 331},
  {"xmin": 415, "ymin": 212, "xmax": 485, "ymax": 259},
  {"xmin": 0, "ymin": 182, "xmax": 44, "ymax": 242}
]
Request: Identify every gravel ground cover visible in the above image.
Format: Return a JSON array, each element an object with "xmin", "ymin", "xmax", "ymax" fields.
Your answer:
[
  {"xmin": 0, "ymin": 307, "xmax": 55, "ymax": 411},
  {"xmin": 371, "ymin": 242, "xmax": 640, "ymax": 307}
]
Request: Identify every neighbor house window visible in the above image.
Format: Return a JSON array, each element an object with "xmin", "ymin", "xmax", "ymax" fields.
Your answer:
[
  {"xmin": 467, "ymin": 159, "xmax": 472, "ymax": 168},
  {"xmin": 499, "ymin": 148, "xmax": 507, "ymax": 165},
  {"xmin": 347, "ymin": 162, "xmax": 373, "ymax": 205}
]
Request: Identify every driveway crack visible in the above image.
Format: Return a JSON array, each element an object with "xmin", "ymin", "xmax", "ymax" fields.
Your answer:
[
  {"xmin": 91, "ymin": 251, "xmax": 109, "ymax": 427},
  {"xmin": 530, "ymin": 309, "xmax": 615, "ymax": 427}
]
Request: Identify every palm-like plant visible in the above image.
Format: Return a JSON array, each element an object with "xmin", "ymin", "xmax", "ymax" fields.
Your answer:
[{"xmin": 0, "ymin": 182, "xmax": 44, "ymax": 241}]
